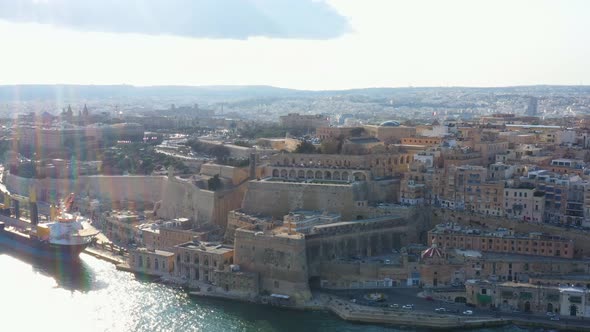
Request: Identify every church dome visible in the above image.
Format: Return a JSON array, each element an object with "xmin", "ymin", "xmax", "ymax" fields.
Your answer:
[
  {"xmin": 379, "ymin": 120, "xmax": 400, "ymax": 127},
  {"xmin": 421, "ymin": 240, "xmax": 444, "ymax": 259}
]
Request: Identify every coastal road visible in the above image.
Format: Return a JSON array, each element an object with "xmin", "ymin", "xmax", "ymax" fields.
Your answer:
[
  {"xmin": 319, "ymin": 288, "xmax": 590, "ymax": 329},
  {"xmin": 321, "ymin": 288, "xmax": 479, "ymax": 314}
]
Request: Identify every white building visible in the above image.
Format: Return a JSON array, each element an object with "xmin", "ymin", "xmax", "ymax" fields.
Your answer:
[
  {"xmin": 504, "ymin": 186, "xmax": 545, "ymax": 222},
  {"xmin": 560, "ymin": 287, "xmax": 590, "ymax": 318}
]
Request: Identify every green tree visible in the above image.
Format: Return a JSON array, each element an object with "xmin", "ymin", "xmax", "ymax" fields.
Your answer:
[
  {"xmin": 294, "ymin": 141, "xmax": 317, "ymax": 154},
  {"xmin": 209, "ymin": 145, "xmax": 230, "ymax": 163},
  {"xmin": 233, "ymin": 140, "xmax": 251, "ymax": 147},
  {"xmin": 207, "ymin": 174, "xmax": 222, "ymax": 191},
  {"xmin": 350, "ymin": 127, "xmax": 365, "ymax": 137},
  {"xmin": 16, "ymin": 162, "xmax": 37, "ymax": 178}
]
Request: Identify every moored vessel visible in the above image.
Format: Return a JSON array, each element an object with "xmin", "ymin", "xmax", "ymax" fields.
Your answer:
[{"xmin": 0, "ymin": 193, "xmax": 98, "ymax": 260}]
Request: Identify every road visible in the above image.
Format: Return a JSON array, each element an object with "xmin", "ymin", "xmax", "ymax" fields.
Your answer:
[{"xmin": 319, "ymin": 287, "xmax": 590, "ymax": 329}]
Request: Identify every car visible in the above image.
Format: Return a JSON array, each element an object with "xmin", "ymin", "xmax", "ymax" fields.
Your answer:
[
  {"xmin": 550, "ymin": 316, "xmax": 560, "ymax": 321},
  {"xmin": 402, "ymin": 305, "xmax": 414, "ymax": 310},
  {"xmin": 425, "ymin": 296, "xmax": 434, "ymax": 301},
  {"xmin": 546, "ymin": 311, "xmax": 555, "ymax": 316},
  {"xmin": 389, "ymin": 304, "xmax": 399, "ymax": 309},
  {"xmin": 462, "ymin": 310, "xmax": 473, "ymax": 315},
  {"xmin": 435, "ymin": 308, "xmax": 447, "ymax": 313}
]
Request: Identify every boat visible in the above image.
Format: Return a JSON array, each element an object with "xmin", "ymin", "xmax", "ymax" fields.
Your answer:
[{"xmin": 0, "ymin": 194, "xmax": 98, "ymax": 260}]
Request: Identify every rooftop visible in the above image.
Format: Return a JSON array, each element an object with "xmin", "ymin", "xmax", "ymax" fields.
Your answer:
[
  {"xmin": 177, "ymin": 241, "xmax": 234, "ymax": 254},
  {"xmin": 431, "ymin": 223, "xmax": 572, "ymax": 242}
]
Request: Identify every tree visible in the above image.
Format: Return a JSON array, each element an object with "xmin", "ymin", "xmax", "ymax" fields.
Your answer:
[
  {"xmin": 16, "ymin": 162, "xmax": 36, "ymax": 178},
  {"xmin": 207, "ymin": 174, "xmax": 222, "ymax": 191},
  {"xmin": 320, "ymin": 139, "xmax": 341, "ymax": 154},
  {"xmin": 233, "ymin": 140, "xmax": 251, "ymax": 148},
  {"xmin": 350, "ymin": 127, "xmax": 365, "ymax": 137},
  {"xmin": 209, "ymin": 145, "xmax": 230, "ymax": 163},
  {"xmin": 294, "ymin": 141, "xmax": 317, "ymax": 154}
]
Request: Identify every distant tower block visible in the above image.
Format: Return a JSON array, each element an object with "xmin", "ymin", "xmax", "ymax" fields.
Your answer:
[
  {"xmin": 249, "ymin": 153, "xmax": 256, "ymax": 180},
  {"xmin": 527, "ymin": 97, "xmax": 538, "ymax": 116}
]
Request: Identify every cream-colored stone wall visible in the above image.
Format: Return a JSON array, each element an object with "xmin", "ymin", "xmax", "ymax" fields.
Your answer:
[
  {"xmin": 234, "ymin": 229, "xmax": 311, "ymax": 302},
  {"xmin": 4, "ymin": 173, "xmax": 244, "ymax": 228},
  {"xmin": 241, "ymin": 180, "xmax": 360, "ymax": 219}
]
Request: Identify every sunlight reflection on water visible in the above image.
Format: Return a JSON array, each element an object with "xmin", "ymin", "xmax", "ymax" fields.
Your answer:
[{"xmin": 0, "ymin": 251, "xmax": 528, "ymax": 332}]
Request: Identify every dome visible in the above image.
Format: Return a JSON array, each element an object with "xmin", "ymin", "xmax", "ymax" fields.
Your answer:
[
  {"xmin": 421, "ymin": 240, "xmax": 444, "ymax": 259},
  {"xmin": 421, "ymin": 246, "xmax": 444, "ymax": 259},
  {"xmin": 379, "ymin": 120, "xmax": 400, "ymax": 127}
]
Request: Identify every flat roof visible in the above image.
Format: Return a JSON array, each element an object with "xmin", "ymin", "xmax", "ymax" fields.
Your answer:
[
  {"xmin": 177, "ymin": 241, "xmax": 234, "ymax": 254},
  {"xmin": 505, "ymin": 124, "xmax": 561, "ymax": 129}
]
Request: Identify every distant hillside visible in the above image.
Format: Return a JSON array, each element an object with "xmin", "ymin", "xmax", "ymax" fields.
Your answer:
[
  {"xmin": 0, "ymin": 84, "xmax": 302, "ymax": 102},
  {"xmin": 0, "ymin": 84, "xmax": 589, "ymax": 102}
]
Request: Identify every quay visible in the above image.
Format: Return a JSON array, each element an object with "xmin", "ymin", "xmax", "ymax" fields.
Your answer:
[{"xmin": 83, "ymin": 246, "xmax": 125, "ymax": 265}]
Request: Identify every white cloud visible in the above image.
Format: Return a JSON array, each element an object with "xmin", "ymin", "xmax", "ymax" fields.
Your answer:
[{"xmin": 0, "ymin": 0, "xmax": 588, "ymax": 89}]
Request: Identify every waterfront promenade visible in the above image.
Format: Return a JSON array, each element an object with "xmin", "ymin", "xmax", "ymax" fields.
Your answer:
[{"xmin": 86, "ymin": 244, "xmax": 590, "ymax": 331}]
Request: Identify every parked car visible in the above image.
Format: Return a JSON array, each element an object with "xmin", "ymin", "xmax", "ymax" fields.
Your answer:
[
  {"xmin": 402, "ymin": 305, "xmax": 414, "ymax": 310},
  {"xmin": 550, "ymin": 316, "xmax": 560, "ymax": 321},
  {"xmin": 435, "ymin": 308, "xmax": 447, "ymax": 313},
  {"xmin": 389, "ymin": 304, "xmax": 399, "ymax": 309},
  {"xmin": 546, "ymin": 311, "xmax": 555, "ymax": 316},
  {"xmin": 462, "ymin": 310, "xmax": 473, "ymax": 315}
]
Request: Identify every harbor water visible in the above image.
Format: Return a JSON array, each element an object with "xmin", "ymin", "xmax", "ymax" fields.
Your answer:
[{"xmin": 0, "ymin": 249, "xmax": 531, "ymax": 332}]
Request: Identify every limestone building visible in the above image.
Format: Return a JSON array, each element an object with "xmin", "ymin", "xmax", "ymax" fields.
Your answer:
[
  {"xmin": 233, "ymin": 228, "xmax": 311, "ymax": 303},
  {"xmin": 128, "ymin": 248, "xmax": 175, "ymax": 277},
  {"xmin": 173, "ymin": 240, "xmax": 235, "ymax": 286},
  {"xmin": 428, "ymin": 224, "xmax": 574, "ymax": 259},
  {"xmin": 279, "ymin": 113, "xmax": 328, "ymax": 130}
]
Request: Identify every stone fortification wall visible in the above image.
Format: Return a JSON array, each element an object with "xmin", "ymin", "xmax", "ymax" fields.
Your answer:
[
  {"xmin": 5, "ymin": 173, "xmax": 166, "ymax": 204},
  {"xmin": 319, "ymin": 261, "xmax": 381, "ymax": 281},
  {"xmin": 241, "ymin": 180, "xmax": 361, "ymax": 220},
  {"xmin": 199, "ymin": 141, "xmax": 254, "ymax": 159},
  {"xmin": 234, "ymin": 229, "xmax": 311, "ymax": 302},
  {"xmin": 210, "ymin": 182, "xmax": 249, "ymax": 229},
  {"xmin": 200, "ymin": 164, "xmax": 249, "ymax": 185},
  {"xmin": 156, "ymin": 178, "xmax": 215, "ymax": 224},
  {"xmin": 366, "ymin": 179, "xmax": 400, "ymax": 203},
  {"xmin": 224, "ymin": 209, "xmax": 274, "ymax": 243},
  {"xmin": 4, "ymin": 173, "xmax": 244, "ymax": 228}
]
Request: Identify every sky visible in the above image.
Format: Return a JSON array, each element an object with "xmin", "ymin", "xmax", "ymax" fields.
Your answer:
[{"xmin": 0, "ymin": 0, "xmax": 588, "ymax": 90}]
